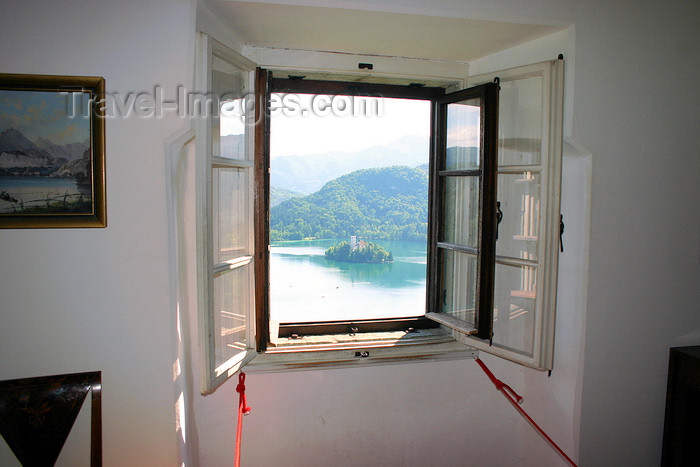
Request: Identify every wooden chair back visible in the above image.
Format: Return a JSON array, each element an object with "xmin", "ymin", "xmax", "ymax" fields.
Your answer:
[{"xmin": 0, "ymin": 371, "xmax": 102, "ymax": 466}]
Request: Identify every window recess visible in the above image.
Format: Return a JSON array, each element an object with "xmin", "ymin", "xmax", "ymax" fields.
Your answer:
[{"xmin": 196, "ymin": 38, "xmax": 563, "ymax": 391}]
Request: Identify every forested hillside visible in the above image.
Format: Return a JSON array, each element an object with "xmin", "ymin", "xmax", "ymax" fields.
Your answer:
[
  {"xmin": 270, "ymin": 186, "xmax": 302, "ymax": 207},
  {"xmin": 271, "ymin": 135, "xmax": 429, "ymax": 194},
  {"xmin": 270, "ymin": 165, "xmax": 427, "ymax": 241}
]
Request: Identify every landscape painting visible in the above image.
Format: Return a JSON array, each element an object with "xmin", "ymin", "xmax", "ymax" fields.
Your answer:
[{"xmin": 0, "ymin": 74, "xmax": 105, "ymax": 228}]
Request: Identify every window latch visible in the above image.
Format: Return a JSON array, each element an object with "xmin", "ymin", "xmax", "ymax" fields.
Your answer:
[
  {"xmin": 496, "ymin": 201, "xmax": 503, "ymax": 239},
  {"xmin": 559, "ymin": 214, "xmax": 565, "ymax": 252}
]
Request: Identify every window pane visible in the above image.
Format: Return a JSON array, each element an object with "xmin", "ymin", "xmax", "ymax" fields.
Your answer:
[
  {"xmin": 492, "ymin": 262, "xmax": 536, "ymax": 356},
  {"xmin": 498, "ymin": 75, "xmax": 543, "ymax": 166},
  {"xmin": 213, "ymin": 265, "xmax": 250, "ymax": 370},
  {"xmin": 212, "ymin": 55, "xmax": 248, "ymax": 160},
  {"xmin": 218, "ymin": 97, "xmax": 247, "ymax": 159},
  {"xmin": 445, "ymin": 98, "xmax": 481, "ymax": 170},
  {"xmin": 213, "ymin": 167, "xmax": 250, "ymax": 264},
  {"xmin": 440, "ymin": 249, "xmax": 477, "ymax": 326},
  {"xmin": 441, "ymin": 175, "xmax": 479, "ymax": 247},
  {"xmin": 495, "ymin": 171, "xmax": 540, "ymax": 260}
]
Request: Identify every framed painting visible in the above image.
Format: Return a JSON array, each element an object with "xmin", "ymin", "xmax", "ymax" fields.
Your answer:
[{"xmin": 0, "ymin": 73, "xmax": 106, "ymax": 228}]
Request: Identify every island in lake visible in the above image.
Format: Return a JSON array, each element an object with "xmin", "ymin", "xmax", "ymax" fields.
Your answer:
[{"xmin": 325, "ymin": 237, "xmax": 393, "ymax": 264}]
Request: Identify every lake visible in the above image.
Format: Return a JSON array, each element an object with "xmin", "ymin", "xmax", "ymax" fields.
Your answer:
[
  {"xmin": 0, "ymin": 175, "xmax": 87, "ymax": 213},
  {"xmin": 270, "ymin": 239, "xmax": 427, "ymax": 323}
]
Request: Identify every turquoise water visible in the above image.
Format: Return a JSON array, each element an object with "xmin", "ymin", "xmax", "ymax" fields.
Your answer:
[
  {"xmin": 270, "ymin": 239, "xmax": 427, "ymax": 323},
  {"xmin": 0, "ymin": 175, "xmax": 87, "ymax": 213}
]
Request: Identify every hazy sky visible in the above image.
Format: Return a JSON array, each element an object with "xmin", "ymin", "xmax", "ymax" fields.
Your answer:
[
  {"xmin": 220, "ymin": 93, "xmax": 480, "ymax": 157},
  {"xmin": 270, "ymin": 95, "xmax": 431, "ymax": 157}
]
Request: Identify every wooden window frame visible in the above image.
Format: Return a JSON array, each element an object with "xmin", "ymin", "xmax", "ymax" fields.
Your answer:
[
  {"xmin": 426, "ymin": 82, "xmax": 500, "ymax": 342},
  {"xmin": 254, "ymin": 73, "xmax": 447, "ymax": 351}
]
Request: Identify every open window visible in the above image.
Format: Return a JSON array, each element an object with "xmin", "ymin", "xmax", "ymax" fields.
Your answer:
[
  {"xmin": 254, "ymin": 74, "xmax": 447, "ymax": 351},
  {"xmin": 195, "ymin": 33, "xmax": 564, "ymax": 392},
  {"xmin": 195, "ymin": 34, "xmax": 258, "ymax": 393},
  {"xmin": 426, "ymin": 81, "xmax": 500, "ymax": 342},
  {"xmin": 431, "ymin": 61, "xmax": 565, "ymax": 369}
]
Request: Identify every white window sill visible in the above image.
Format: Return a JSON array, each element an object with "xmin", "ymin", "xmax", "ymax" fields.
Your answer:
[{"xmin": 245, "ymin": 327, "xmax": 478, "ymax": 373}]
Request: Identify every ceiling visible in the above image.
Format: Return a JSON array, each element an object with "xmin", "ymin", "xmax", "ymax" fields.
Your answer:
[{"xmin": 205, "ymin": 1, "xmax": 563, "ymax": 63}]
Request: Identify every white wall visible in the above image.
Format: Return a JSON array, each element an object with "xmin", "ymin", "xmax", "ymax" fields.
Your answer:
[
  {"xmin": 573, "ymin": 1, "xmax": 700, "ymax": 465},
  {"xmin": 0, "ymin": 0, "xmax": 194, "ymax": 465}
]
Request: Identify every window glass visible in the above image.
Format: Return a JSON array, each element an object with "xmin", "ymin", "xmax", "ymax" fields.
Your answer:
[
  {"xmin": 497, "ymin": 75, "xmax": 542, "ymax": 166},
  {"xmin": 212, "ymin": 55, "xmax": 247, "ymax": 160},
  {"xmin": 442, "ymin": 176, "xmax": 480, "ymax": 247},
  {"xmin": 213, "ymin": 266, "xmax": 250, "ymax": 372},
  {"xmin": 492, "ymin": 262, "xmax": 536, "ymax": 356},
  {"xmin": 440, "ymin": 249, "xmax": 477, "ymax": 326},
  {"xmin": 495, "ymin": 171, "xmax": 540, "ymax": 260},
  {"xmin": 214, "ymin": 168, "xmax": 250, "ymax": 264},
  {"xmin": 445, "ymin": 98, "xmax": 481, "ymax": 170}
]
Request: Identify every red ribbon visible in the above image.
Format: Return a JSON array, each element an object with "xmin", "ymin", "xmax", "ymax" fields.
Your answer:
[
  {"xmin": 235, "ymin": 372, "xmax": 251, "ymax": 467},
  {"xmin": 475, "ymin": 357, "xmax": 524, "ymax": 403},
  {"xmin": 475, "ymin": 358, "xmax": 578, "ymax": 467}
]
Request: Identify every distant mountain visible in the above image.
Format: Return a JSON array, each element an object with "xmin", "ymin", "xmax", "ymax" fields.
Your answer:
[
  {"xmin": 270, "ymin": 165, "xmax": 428, "ymax": 242},
  {"xmin": 0, "ymin": 127, "xmax": 39, "ymax": 154},
  {"xmin": 270, "ymin": 186, "xmax": 302, "ymax": 207},
  {"xmin": 0, "ymin": 151, "xmax": 66, "ymax": 170},
  {"xmin": 0, "ymin": 127, "xmax": 88, "ymax": 176},
  {"xmin": 271, "ymin": 134, "xmax": 429, "ymax": 194},
  {"xmin": 52, "ymin": 149, "xmax": 90, "ymax": 182},
  {"xmin": 35, "ymin": 136, "xmax": 89, "ymax": 161}
]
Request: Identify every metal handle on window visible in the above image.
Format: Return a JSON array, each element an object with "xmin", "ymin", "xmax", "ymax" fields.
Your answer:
[{"xmin": 496, "ymin": 201, "xmax": 503, "ymax": 240}]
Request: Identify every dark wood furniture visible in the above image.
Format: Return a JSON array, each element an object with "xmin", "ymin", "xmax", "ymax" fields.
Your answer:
[
  {"xmin": 0, "ymin": 371, "xmax": 102, "ymax": 466},
  {"xmin": 662, "ymin": 346, "xmax": 700, "ymax": 466}
]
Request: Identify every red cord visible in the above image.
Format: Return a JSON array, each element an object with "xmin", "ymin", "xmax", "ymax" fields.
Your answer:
[
  {"xmin": 475, "ymin": 358, "xmax": 578, "ymax": 467},
  {"xmin": 235, "ymin": 372, "xmax": 251, "ymax": 467}
]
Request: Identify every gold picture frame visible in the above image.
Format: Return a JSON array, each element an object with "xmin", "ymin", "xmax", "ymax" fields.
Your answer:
[{"xmin": 0, "ymin": 73, "xmax": 106, "ymax": 228}]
